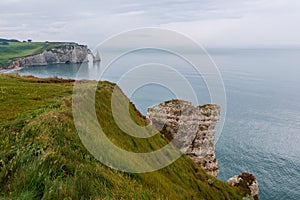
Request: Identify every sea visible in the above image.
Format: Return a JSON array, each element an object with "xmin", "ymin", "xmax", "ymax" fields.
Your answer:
[{"xmin": 10, "ymin": 47, "xmax": 300, "ymax": 200}]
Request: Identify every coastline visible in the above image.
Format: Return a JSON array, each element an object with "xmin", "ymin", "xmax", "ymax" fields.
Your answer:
[{"xmin": 0, "ymin": 66, "xmax": 24, "ymax": 74}]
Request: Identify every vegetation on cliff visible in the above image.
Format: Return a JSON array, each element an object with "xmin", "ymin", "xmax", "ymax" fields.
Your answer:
[{"xmin": 0, "ymin": 74, "xmax": 249, "ymax": 199}]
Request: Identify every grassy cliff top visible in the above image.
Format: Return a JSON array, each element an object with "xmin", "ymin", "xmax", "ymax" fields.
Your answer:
[
  {"xmin": 0, "ymin": 40, "xmax": 71, "ymax": 68},
  {"xmin": 0, "ymin": 74, "xmax": 249, "ymax": 199}
]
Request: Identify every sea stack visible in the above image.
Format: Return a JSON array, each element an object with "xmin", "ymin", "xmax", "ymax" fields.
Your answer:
[{"xmin": 93, "ymin": 50, "xmax": 101, "ymax": 62}]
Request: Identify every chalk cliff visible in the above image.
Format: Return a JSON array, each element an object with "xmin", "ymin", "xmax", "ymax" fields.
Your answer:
[
  {"xmin": 147, "ymin": 99, "xmax": 259, "ymax": 199},
  {"xmin": 147, "ymin": 99, "xmax": 220, "ymax": 177},
  {"xmin": 8, "ymin": 43, "xmax": 92, "ymax": 69}
]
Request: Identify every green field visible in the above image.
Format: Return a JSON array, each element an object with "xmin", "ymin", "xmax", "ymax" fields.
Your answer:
[
  {"xmin": 0, "ymin": 41, "xmax": 64, "ymax": 68},
  {"xmin": 0, "ymin": 74, "xmax": 250, "ymax": 199}
]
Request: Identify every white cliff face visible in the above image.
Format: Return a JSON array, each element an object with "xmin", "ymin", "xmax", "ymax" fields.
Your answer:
[
  {"xmin": 147, "ymin": 99, "xmax": 220, "ymax": 177},
  {"xmin": 9, "ymin": 44, "xmax": 91, "ymax": 69},
  {"xmin": 147, "ymin": 100, "xmax": 259, "ymax": 198}
]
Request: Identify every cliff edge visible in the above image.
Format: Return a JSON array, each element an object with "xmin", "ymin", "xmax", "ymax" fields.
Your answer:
[{"xmin": 0, "ymin": 75, "xmax": 253, "ymax": 199}]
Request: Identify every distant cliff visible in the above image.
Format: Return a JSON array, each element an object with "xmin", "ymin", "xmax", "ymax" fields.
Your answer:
[
  {"xmin": 7, "ymin": 43, "xmax": 92, "ymax": 69},
  {"xmin": 147, "ymin": 99, "xmax": 220, "ymax": 177}
]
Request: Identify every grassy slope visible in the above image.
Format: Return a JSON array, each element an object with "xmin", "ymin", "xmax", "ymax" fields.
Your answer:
[
  {"xmin": 0, "ymin": 74, "xmax": 248, "ymax": 199},
  {"xmin": 0, "ymin": 42, "xmax": 64, "ymax": 68}
]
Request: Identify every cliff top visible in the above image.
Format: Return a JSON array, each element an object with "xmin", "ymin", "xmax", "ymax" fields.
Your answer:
[
  {"xmin": 148, "ymin": 98, "xmax": 220, "ymax": 117},
  {"xmin": 0, "ymin": 74, "xmax": 250, "ymax": 199}
]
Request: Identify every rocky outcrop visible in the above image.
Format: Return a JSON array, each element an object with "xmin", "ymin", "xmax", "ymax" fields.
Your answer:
[
  {"xmin": 227, "ymin": 172, "xmax": 259, "ymax": 200},
  {"xmin": 147, "ymin": 99, "xmax": 220, "ymax": 177},
  {"xmin": 147, "ymin": 99, "xmax": 259, "ymax": 198},
  {"xmin": 93, "ymin": 50, "xmax": 101, "ymax": 62},
  {"xmin": 8, "ymin": 43, "xmax": 92, "ymax": 69}
]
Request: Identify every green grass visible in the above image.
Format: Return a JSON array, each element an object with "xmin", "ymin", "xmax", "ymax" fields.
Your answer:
[
  {"xmin": 0, "ymin": 74, "xmax": 249, "ymax": 199},
  {"xmin": 0, "ymin": 42, "xmax": 64, "ymax": 68}
]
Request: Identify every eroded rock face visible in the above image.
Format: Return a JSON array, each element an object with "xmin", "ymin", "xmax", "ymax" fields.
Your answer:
[
  {"xmin": 227, "ymin": 172, "xmax": 259, "ymax": 200},
  {"xmin": 8, "ymin": 43, "xmax": 91, "ymax": 69},
  {"xmin": 147, "ymin": 99, "xmax": 220, "ymax": 177}
]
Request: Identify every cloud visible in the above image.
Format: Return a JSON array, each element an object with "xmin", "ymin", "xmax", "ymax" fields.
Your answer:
[{"xmin": 0, "ymin": 0, "xmax": 299, "ymax": 47}]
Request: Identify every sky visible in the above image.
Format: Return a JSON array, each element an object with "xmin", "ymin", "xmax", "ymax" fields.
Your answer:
[{"xmin": 1, "ymin": 0, "xmax": 300, "ymax": 47}]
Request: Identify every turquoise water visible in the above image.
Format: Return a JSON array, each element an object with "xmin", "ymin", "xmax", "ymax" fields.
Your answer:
[{"xmin": 12, "ymin": 48, "xmax": 300, "ymax": 199}]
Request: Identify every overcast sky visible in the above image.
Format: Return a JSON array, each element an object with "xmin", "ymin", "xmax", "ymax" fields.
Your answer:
[{"xmin": 1, "ymin": 0, "xmax": 300, "ymax": 47}]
